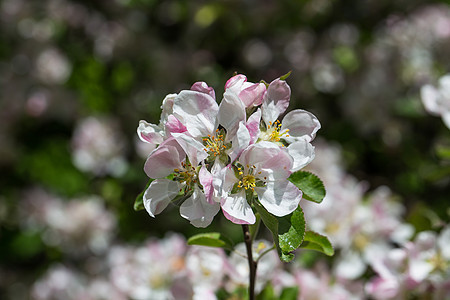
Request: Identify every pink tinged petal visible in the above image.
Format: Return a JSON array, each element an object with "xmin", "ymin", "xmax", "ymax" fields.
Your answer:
[
  {"xmin": 255, "ymin": 181, "xmax": 301, "ymax": 217},
  {"xmin": 240, "ymin": 142, "xmax": 293, "ymax": 180},
  {"xmin": 165, "ymin": 114, "xmax": 187, "ymax": 136},
  {"xmin": 180, "ymin": 186, "xmax": 220, "ymax": 228},
  {"xmin": 261, "ymin": 79, "xmax": 291, "ymax": 125},
  {"xmin": 225, "ymin": 74, "xmax": 247, "ymax": 90},
  {"xmin": 173, "ymin": 90, "xmax": 219, "ymax": 138},
  {"xmin": 282, "ymin": 109, "xmax": 321, "ymax": 142},
  {"xmin": 144, "ymin": 138, "xmax": 184, "ymax": 179},
  {"xmin": 239, "ymin": 82, "xmax": 266, "ymax": 107},
  {"xmin": 191, "ymin": 81, "xmax": 216, "ymax": 100},
  {"xmin": 218, "ymin": 91, "xmax": 246, "ymax": 137},
  {"xmin": 246, "ymin": 109, "xmax": 261, "ymax": 145},
  {"xmin": 221, "ymin": 190, "xmax": 256, "ymax": 224},
  {"xmin": 213, "ymin": 165, "xmax": 238, "ymax": 200},
  {"xmin": 287, "ymin": 140, "xmax": 315, "ymax": 171},
  {"xmin": 143, "ymin": 179, "xmax": 181, "ymax": 217},
  {"xmin": 199, "ymin": 165, "xmax": 214, "ymax": 204},
  {"xmin": 228, "ymin": 122, "xmax": 251, "ymax": 162},
  {"xmin": 137, "ymin": 120, "xmax": 164, "ymax": 145},
  {"xmin": 171, "ymin": 132, "xmax": 208, "ymax": 166}
]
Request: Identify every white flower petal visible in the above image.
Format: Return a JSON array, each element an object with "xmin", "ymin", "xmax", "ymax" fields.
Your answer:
[
  {"xmin": 228, "ymin": 122, "xmax": 250, "ymax": 162},
  {"xmin": 255, "ymin": 181, "xmax": 301, "ymax": 217},
  {"xmin": 143, "ymin": 179, "xmax": 181, "ymax": 217},
  {"xmin": 221, "ymin": 190, "xmax": 256, "ymax": 224},
  {"xmin": 420, "ymin": 85, "xmax": 441, "ymax": 115},
  {"xmin": 281, "ymin": 109, "xmax": 321, "ymax": 143},
  {"xmin": 180, "ymin": 186, "xmax": 220, "ymax": 228},
  {"xmin": 218, "ymin": 91, "xmax": 246, "ymax": 137},
  {"xmin": 137, "ymin": 120, "xmax": 164, "ymax": 145},
  {"xmin": 171, "ymin": 132, "xmax": 208, "ymax": 166},
  {"xmin": 287, "ymin": 140, "xmax": 315, "ymax": 171},
  {"xmin": 173, "ymin": 90, "xmax": 218, "ymax": 138},
  {"xmin": 160, "ymin": 93, "xmax": 177, "ymax": 124}
]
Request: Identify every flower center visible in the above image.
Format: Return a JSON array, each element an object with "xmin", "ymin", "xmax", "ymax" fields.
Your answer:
[
  {"xmin": 236, "ymin": 164, "xmax": 266, "ymax": 191},
  {"xmin": 173, "ymin": 161, "xmax": 197, "ymax": 188},
  {"xmin": 267, "ymin": 120, "xmax": 289, "ymax": 142},
  {"xmin": 203, "ymin": 129, "xmax": 227, "ymax": 157}
]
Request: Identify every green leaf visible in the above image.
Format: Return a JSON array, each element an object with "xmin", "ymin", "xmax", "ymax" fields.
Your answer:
[
  {"xmin": 279, "ymin": 70, "xmax": 292, "ymax": 81},
  {"xmin": 278, "ymin": 206, "xmax": 306, "ymax": 254},
  {"xmin": 187, "ymin": 232, "xmax": 233, "ymax": 249},
  {"xmin": 288, "ymin": 171, "xmax": 326, "ymax": 203},
  {"xmin": 134, "ymin": 178, "xmax": 153, "ymax": 211},
  {"xmin": 254, "ymin": 202, "xmax": 306, "ymax": 262},
  {"xmin": 279, "ymin": 286, "xmax": 299, "ymax": 300},
  {"xmin": 300, "ymin": 231, "xmax": 334, "ymax": 256}
]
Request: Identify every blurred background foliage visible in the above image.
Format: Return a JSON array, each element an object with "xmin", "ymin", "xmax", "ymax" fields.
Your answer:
[{"xmin": 1, "ymin": 0, "xmax": 449, "ymax": 298}]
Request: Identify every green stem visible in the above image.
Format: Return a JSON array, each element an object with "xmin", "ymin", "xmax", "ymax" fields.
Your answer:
[{"xmin": 242, "ymin": 224, "xmax": 257, "ymax": 300}]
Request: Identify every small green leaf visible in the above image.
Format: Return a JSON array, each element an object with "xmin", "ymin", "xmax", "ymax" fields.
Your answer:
[
  {"xmin": 187, "ymin": 232, "xmax": 233, "ymax": 249},
  {"xmin": 288, "ymin": 171, "xmax": 326, "ymax": 203},
  {"xmin": 134, "ymin": 178, "xmax": 153, "ymax": 211},
  {"xmin": 278, "ymin": 206, "xmax": 306, "ymax": 254},
  {"xmin": 254, "ymin": 202, "xmax": 306, "ymax": 262},
  {"xmin": 279, "ymin": 71, "xmax": 292, "ymax": 81},
  {"xmin": 300, "ymin": 231, "xmax": 334, "ymax": 256}
]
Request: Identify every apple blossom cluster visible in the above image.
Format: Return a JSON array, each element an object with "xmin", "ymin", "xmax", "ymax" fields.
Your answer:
[
  {"xmin": 31, "ymin": 234, "xmax": 292, "ymax": 300},
  {"xmin": 137, "ymin": 74, "xmax": 320, "ymax": 227},
  {"xmin": 19, "ymin": 188, "xmax": 116, "ymax": 255}
]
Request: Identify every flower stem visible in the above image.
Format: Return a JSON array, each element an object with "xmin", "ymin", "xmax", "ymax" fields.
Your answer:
[{"xmin": 242, "ymin": 224, "xmax": 257, "ymax": 300}]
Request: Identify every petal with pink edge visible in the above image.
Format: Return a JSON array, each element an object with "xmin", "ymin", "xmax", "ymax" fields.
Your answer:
[
  {"xmin": 144, "ymin": 138, "xmax": 184, "ymax": 179},
  {"xmin": 137, "ymin": 120, "xmax": 164, "ymax": 145},
  {"xmin": 199, "ymin": 165, "xmax": 214, "ymax": 204},
  {"xmin": 256, "ymin": 181, "xmax": 301, "ymax": 217},
  {"xmin": 180, "ymin": 186, "xmax": 220, "ymax": 228},
  {"xmin": 225, "ymin": 74, "xmax": 247, "ymax": 90},
  {"xmin": 173, "ymin": 90, "xmax": 219, "ymax": 139},
  {"xmin": 191, "ymin": 81, "xmax": 216, "ymax": 100},
  {"xmin": 165, "ymin": 114, "xmax": 187, "ymax": 136},
  {"xmin": 221, "ymin": 190, "xmax": 256, "ymax": 224},
  {"xmin": 143, "ymin": 179, "xmax": 181, "ymax": 217},
  {"xmin": 261, "ymin": 79, "xmax": 291, "ymax": 125},
  {"xmin": 246, "ymin": 108, "xmax": 261, "ymax": 145},
  {"xmin": 239, "ymin": 82, "xmax": 266, "ymax": 107},
  {"xmin": 281, "ymin": 109, "xmax": 321, "ymax": 143}
]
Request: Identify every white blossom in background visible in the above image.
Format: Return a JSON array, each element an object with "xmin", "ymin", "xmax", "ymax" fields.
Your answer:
[
  {"xmin": 226, "ymin": 240, "xmax": 280, "ymax": 294},
  {"xmin": 31, "ymin": 264, "xmax": 86, "ymax": 300},
  {"xmin": 302, "ymin": 141, "xmax": 413, "ymax": 279},
  {"xmin": 366, "ymin": 225, "xmax": 450, "ymax": 300},
  {"xmin": 35, "ymin": 48, "xmax": 72, "ymax": 84},
  {"xmin": 294, "ymin": 262, "xmax": 364, "ymax": 300},
  {"xmin": 108, "ymin": 234, "xmax": 188, "ymax": 300},
  {"xmin": 72, "ymin": 116, "xmax": 128, "ymax": 177},
  {"xmin": 420, "ymin": 73, "xmax": 450, "ymax": 129},
  {"xmin": 185, "ymin": 246, "xmax": 228, "ymax": 299},
  {"xmin": 20, "ymin": 189, "xmax": 116, "ymax": 255}
]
